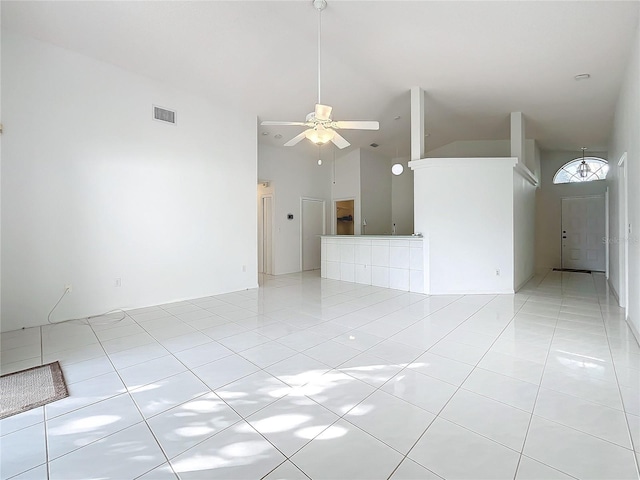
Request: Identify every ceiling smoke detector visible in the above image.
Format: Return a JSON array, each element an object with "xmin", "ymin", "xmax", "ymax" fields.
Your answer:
[
  {"xmin": 574, "ymin": 73, "xmax": 591, "ymax": 81},
  {"xmin": 370, "ymin": 143, "xmax": 379, "ymax": 148}
]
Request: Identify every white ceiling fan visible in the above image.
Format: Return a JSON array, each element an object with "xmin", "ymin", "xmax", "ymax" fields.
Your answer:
[{"xmin": 261, "ymin": 0, "xmax": 379, "ymax": 149}]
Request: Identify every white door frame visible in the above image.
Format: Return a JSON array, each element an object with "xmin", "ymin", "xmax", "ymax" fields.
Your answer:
[
  {"xmin": 618, "ymin": 153, "xmax": 629, "ymax": 313},
  {"xmin": 605, "ymin": 187, "xmax": 610, "ymax": 280},
  {"xmin": 560, "ymin": 194, "xmax": 606, "ymax": 271},
  {"xmin": 333, "ymin": 197, "xmax": 357, "ymax": 235},
  {"xmin": 259, "ymin": 194, "xmax": 274, "ymax": 275},
  {"xmin": 300, "ymin": 197, "xmax": 326, "ymax": 271}
]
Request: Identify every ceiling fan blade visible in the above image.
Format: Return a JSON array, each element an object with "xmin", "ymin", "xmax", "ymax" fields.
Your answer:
[
  {"xmin": 315, "ymin": 104, "xmax": 333, "ymax": 121},
  {"xmin": 261, "ymin": 121, "xmax": 306, "ymax": 126},
  {"xmin": 331, "ymin": 131, "xmax": 351, "ymax": 149},
  {"xmin": 284, "ymin": 131, "xmax": 308, "ymax": 147},
  {"xmin": 333, "ymin": 120, "xmax": 379, "ymax": 130}
]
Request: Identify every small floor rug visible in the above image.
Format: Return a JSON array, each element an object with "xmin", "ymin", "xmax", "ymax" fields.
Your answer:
[
  {"xmin": 552, "ymin": 268, "xmax": 592, "ymax": 274},
  {"xmin": 0, "ymin": 361, "xmax": 69, "ymax": 419}
]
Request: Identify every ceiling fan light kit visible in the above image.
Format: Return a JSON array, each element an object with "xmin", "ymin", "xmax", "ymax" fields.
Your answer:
[
  {"xmin": 578, "ymin": 147, "xmax": 591, "ymax": 178},
  {"xmin": 306, "ymin": 125, "xmax": 335, "ymax": 145},
  {"xmin": 261, "ymin": 0, "xmax": 379, "ymax": 149}
]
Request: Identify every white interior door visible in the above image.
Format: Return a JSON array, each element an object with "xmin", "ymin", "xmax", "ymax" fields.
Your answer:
[
  {"xmin": 561, "ymin": 196, "xmax": 605, "ymax": 271},
  {"xmin": 261, "ymin": 196, "xmax": 273, "ymax": 275},
  {"xmin": 301, "ymin": 198, "xmax": 325, "ymax": 271}
]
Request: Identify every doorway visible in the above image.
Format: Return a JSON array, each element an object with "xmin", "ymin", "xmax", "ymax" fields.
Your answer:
[
  {"xmin": 561, "ymin": 195, "xmax": 605, "ymax": 271},
  {"xmin": 618, "ymin": 153, "xmax": 629, "ymax": 312},
  {"xmin": 335, "ymin": 199, "xmax": 355, "ymax": 235},
  {"xmin": 301, "ymin": 198, "xmax": 325, "ymax": 271},
  {"xmin": 258, "ymin": 183, "xmax": 274, "ymax": 275}
]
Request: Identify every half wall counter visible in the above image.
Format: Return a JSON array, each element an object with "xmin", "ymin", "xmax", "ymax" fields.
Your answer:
[{"xmin": 320, "ymin": 235, "xmax": 425, "ymax": 293}]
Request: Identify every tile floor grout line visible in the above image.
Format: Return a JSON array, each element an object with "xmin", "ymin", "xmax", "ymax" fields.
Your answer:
[
  {"xmin": 6, "ymin": 270, "xmax": 639, "ymax": 479},
  {"xmin": 160, "ymin": 286, "xmax": 511, "ymax": 478},
  {"xmin": 36, "ymin": 323, "xmax": 159, "ymax": 476},
  {"xmin": 38, "ymin": 326, "xmax": 51, "ymax": 480},
  {"xmin": 129, "ymin": 309, "xmax": 351, "ymax": 473},
  {"xmin": 596, "ymin": 272, "xmax": 640, "ymax": 479},
  {"xmin": 511, "ymin": 271, "xmax": 640, "ymax": 478},
  {"xmin": 122, "ymin": 311, "xmax": 302, "ymax": 472},
  {"xmin": 516, "ymin": 452, "xmax": 581, "ymax": 480},
  {"xmin": 79, "ymin": 321, "xmax": 175, "ymax": 478},
  {"xmin": 512, "ymin": 270, "xmax": 567, "ymax": 479},
  {"xmin": 396, "ymin": 292, "xmax": 530, "ymax": 478},
  {"xmin": 141, "ymin": 285, "xmax": 394, "ymax": 478},
  {"xmin": 136, "ymin": 287, "xmax": 467, "ymax": 477}
]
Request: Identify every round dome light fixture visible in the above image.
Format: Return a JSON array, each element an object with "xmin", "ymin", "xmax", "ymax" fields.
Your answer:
[
  {"xmin": 391, "ymin": 163, "xmax": 404, "ymax": 176},
  {"xmin": 317, "ymin": 159, "xmax": 323, "ymax": 166}
]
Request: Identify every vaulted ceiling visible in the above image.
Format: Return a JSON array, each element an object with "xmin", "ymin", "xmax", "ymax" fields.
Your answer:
[{"xmin": 4, "ymin": 1, "xmax": 639, "ymax": 158}]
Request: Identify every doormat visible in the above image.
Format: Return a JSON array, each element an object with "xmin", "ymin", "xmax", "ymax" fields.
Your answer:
[
  {"xmin": 553, "ymin": 268, "xmax": 592, "ymax": 274},
  {"xmin": 0, "ymin": 361, "xmax": 69, "ymax": 419}
]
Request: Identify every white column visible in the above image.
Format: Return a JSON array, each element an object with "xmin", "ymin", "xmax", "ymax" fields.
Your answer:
[
  {"xmin": 510, "ymin": 111, "xmax": 526, "ymax": 166},
  {"xmin": 410, "ymin": 87, "xmax": 425, "ymax": 161}
]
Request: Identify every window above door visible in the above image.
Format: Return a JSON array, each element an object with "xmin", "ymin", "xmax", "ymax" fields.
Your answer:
[{"xmin": 553, "ymin": 157, "xmax": 609, "ymax": 184}]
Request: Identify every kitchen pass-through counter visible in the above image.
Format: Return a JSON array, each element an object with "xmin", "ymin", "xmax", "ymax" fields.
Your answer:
[{"xmin": 321, "ymin": 235, "xmax": 426, "ymax": 293}]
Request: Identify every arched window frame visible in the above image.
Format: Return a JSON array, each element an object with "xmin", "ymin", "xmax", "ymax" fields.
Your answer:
[{"xmin": 552, "ymin": 156, "xmax": 609, "ymax": 184}]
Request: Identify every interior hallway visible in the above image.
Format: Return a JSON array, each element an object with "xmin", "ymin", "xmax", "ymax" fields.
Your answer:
[{"xmin": 1, "ymin": 270, "xmax": 639, "ymax": 479}]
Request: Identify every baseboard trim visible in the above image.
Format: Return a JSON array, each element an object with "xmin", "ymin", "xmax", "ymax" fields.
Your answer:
[
  {"xmin": 604, "ymin": 279, "xmax": 639, "ymax": 347},
  {"xmin": 515, "ymin": 273, "xmax": 536, "ymax": 293},
  {"xmin": 607, "ymin": 278, "xmax": 620, "ymax": 304},
  {"xmin": 429, "ymin": 289, "xmax": 515, "ymax": 296},
  {"xmin": 627, "ymin": 316, "xmax": 640, "ymax": 349}
]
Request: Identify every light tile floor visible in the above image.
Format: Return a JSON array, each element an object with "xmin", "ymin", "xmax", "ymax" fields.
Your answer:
[{"xmin": 1, "ymin": 270, "xmax": 640, "ymax": 479}]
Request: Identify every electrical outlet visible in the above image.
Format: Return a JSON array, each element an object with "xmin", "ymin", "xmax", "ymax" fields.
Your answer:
[
  {"xmin": 115, "ymin": 278, "xmax": 122, "ymax": 287},
  {"xmin": 495, "ymin": 269, "xmax": 500, "ymax": 276},
  {"xmin": 65, "ymin": 284, "xmax": 73, "ymax": 293}
]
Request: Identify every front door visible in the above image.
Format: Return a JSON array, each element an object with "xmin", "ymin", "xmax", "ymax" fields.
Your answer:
[{"xmin": 561, "ymin": 195, "xmax": 605, "ymax": 271}]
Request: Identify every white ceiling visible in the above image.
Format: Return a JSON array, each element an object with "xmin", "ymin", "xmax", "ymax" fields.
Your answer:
[{"xmin": 3, "ymin": 1, "xmax": 639, "ymax": 158}]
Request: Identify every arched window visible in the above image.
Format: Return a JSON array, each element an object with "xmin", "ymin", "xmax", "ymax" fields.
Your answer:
[{"xmin": 553, "ymin": 156, "xmax": 609, "ymax": 184}]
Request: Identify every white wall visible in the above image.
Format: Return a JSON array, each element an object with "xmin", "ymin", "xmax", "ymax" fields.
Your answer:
[
  {"xmin": 331, "ymin": 149, "xmax": 361, "ymax": 235},
  {"xmin": 608, "ymin": 23, "xmax": 640, "ymax": 340},
  {"xmin": 412, "ymin": 157, "xmax": 516, "ymax": 295},
  {"xmin": 514, "ymin": 169, "xmax": 537, "ymax": 290},
  {"xmin": 428, "ymin": 139, "xmax": 540, "ymax": 173},
  {"xmin": 427, "ymin": 140, "xmax": 511, "ymax": 158},
  {"xmin": 391, "ymin": 157, "xmax": 414, "ymax": 235},
  {"xmin": 0, "ymin": 2, "xmax": 3, "ymax": 325},
  {"xmin": 1, "ymin": 32, "xmax": 258, "ymax": 331},
  {"xmin": 360, "ymin": 149, "xmax": 392, "ymax": 235},
  {"xmin": 535, "ymin": 150, "xmax": 607, "ymax": 273},
  {"xmin": 257, "ymin": 143, "xmax": 331, "ymax": 275},
  {"xmin": 527, "ymin": 140, "xmax": 542, "ymax": 180}
]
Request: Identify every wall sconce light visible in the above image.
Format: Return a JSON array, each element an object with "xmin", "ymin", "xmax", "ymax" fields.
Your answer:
[{"xmin": 392, "ymin": 163, "xmax": 404, "ymax": 175}]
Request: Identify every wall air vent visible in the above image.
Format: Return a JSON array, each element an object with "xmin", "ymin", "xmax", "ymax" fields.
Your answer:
[{"xmin": 153, "ymin": 106, "xmax": 176, "ymax": 125}]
